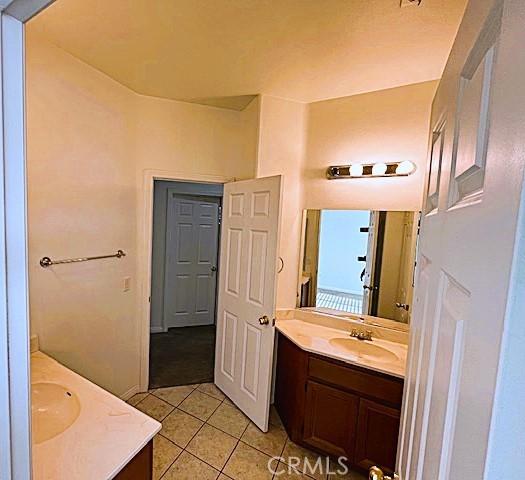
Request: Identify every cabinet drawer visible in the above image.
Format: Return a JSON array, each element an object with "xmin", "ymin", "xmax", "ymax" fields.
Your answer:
[{"xmin": 308, "ymin": 356, "xmax": 403, "ymax": 406}]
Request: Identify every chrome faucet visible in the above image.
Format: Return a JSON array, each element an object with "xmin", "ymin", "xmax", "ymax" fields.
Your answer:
[{"xmin": 350, "ymin": 328, "xmax": 373, "ymax": 341}]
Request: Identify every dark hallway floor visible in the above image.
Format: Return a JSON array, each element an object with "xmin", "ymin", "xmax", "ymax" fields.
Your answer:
[{"xmin": 149, "ymin": 325, "xmax": 216, "ymax": 389}]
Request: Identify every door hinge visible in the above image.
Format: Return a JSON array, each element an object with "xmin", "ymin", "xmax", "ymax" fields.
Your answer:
[{"xmin": 218, "ymin": 206, "xmax": 222, "ymax": 225}]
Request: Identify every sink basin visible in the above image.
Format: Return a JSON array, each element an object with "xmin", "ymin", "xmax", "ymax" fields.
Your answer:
[
  {"xmin": 329, "ymin": 338, "xmax": 399, "ymax": 363},
  {"xmin": 31, "ymin": 382, "xmax": 80, "ymax": 444}
]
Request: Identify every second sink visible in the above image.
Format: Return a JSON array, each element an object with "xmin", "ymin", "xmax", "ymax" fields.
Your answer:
[
  {"xmin": 329, "ymin": 337, "xmax": 399, "ymax": 363},
  {"xmin": 32, "ymin": 382, "xmax": 81, "ymax": 444}
]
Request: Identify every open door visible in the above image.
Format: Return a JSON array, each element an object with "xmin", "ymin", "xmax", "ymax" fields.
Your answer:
[
  {"xmin": 214, "ymin": 175, "xmax": 282, "ymax": 432},
  {"xmin": 393, "ymin": 1, "xmax": 525, "ymax": 479},
  {"xmin": 362, "ymin": 211, "xmax": 380, "ymax": 315}
]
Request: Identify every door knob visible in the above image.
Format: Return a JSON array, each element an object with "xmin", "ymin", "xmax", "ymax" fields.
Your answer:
[
  {"xmin": 369, "ymin": 466, "xmax": 398, "ymax": 480},
  {"xmin": 211, "ymin": 265, "xmax": 217, "ymax": 272},
  {"xmin": 258, "ymin": 315, "xmax": 270, "ymax": 325}
]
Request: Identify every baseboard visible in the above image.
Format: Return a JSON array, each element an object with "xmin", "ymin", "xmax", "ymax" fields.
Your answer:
[
  {"xmin": 30, "ymin": 334, "xmax": 39, "ymax": 353},
  {"xmin": 150, "ymin": 326, "xmax": 165, "ymax": 334},
  {"xmin": 121, "ymin": 385, "xmax": 140, "ymax": 401}
]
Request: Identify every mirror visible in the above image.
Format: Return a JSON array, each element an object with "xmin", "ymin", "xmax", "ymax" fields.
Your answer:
[{"xmin": 299, "ymin": 209, "xmax": 420, "ymax": 324}]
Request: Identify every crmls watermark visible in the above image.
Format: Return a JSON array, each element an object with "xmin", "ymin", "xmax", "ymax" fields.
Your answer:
[{"xmin": 268, "ymin": 455, "xmax": 351, "ymax": 476}]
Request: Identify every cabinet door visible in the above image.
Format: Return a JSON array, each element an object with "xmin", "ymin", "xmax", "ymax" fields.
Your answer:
[
  {"xmin": 275, "ymin": 334, "xmax": 308, "ymax": 442},
  {"xmin": 354, "ymin": 399, "xmax": 400, "ymax": 473},
  {"xmin": 303, "ymin": 380, "xmax": 359, "ymax": 460}
]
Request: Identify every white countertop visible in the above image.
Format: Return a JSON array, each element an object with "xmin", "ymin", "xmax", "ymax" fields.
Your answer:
[
  {"xmin": 31, "ymin": 351, "xmax": 161, "ymax": 480},
  {"xmin": 276, "ymin": 318, "xmax": 407, "ymax": 378}
]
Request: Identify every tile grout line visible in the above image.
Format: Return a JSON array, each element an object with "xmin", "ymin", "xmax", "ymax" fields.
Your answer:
[
  {"xmin": 169, "ymin": 403, "xmax": 288, "ymax": 478},
  {"xmin": 156, "ymin": 437, "xmax": 182, "ymax": 480},
  {"xmin": 159, "ymin": 389, "xmax": 231, "ymax": 479},
  {"xmin": 134, "ymin": 386, "xmax": 311, "ymax": 480},
  {"xmin": 140, "ymin": 383, "xmax": 226, "ymax": 424},
  {"xmin": 140, "ymin": 384, "xmax": 214, "ymax": 480},
  {"xmin": 158, "ymin": 416, "xmax": 208, "ymax": 479},
  {"xmin": 218, "ymin": 416, "xmax": 252, "ymax": 477},
  {"xmin": 271, "ymin": 428, "xmax": 290, "ymax": 480}
]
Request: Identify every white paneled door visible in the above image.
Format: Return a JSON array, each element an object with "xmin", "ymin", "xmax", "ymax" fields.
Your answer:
[
  {"xmin": 397, "ymin": 1, "xmax": 525, "ymax": 479},
  {"xmin": 215, "ymin": 176, "xmax": 282, "ymax": 431},
  {"xmin": 163, "ymin": 193, "xmax": 220, "ymax": 328}
]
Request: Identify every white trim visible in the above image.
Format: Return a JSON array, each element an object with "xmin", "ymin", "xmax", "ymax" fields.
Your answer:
[
  {"xmin": 0, "ymin": 6, "xmax": 53, "ymax": 478},
  {"xmin": 119, "ymin": 385, "xmax": 140, "ymax": 402},
  {"xmin": 484, "ymin": 132, "xmax": 525, "ymax": 479},
  {"xmin": 0, "ymin": 17, "xmax": 12, "ymax": 479},
  {"xmin": 138, "ymin": 169, "xmax": 233, "ymax": 391},
  {"xmin": 1, "ymin": 13, "xmax": 32, "ymax": 480}
]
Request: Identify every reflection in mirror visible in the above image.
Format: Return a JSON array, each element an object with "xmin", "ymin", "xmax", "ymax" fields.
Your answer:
[{"xmin": 299, "ymin": 210, "xmax": 419, "ymax": 324}]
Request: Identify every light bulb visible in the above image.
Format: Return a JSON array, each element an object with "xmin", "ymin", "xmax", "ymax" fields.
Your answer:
[
  {"xmin": 349, "ymin": 164, "xmax": 363, "ymax": 177},
  {"xmin": 372, "ymin": 163, "xmax": 387, "ymax": 176},
  {"xmin": 395, "ymin": 160, "xmax": 416, "ymax": 175}
]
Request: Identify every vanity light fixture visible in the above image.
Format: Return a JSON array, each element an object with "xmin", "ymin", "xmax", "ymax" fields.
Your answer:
[
  {"xmin": 372, "ymin": 162, "xmax": 388, "ymax": 176},
  {"xmin": 349, "ymin": 163, "xmax": 364, "ymax": 177},
  {"xmin": 395, "ymin": 160, "xmax": 417, "ymax": 175},
  {"xmin": 326, "ymin": 161, "xmax": 416, "ymax": 179}
]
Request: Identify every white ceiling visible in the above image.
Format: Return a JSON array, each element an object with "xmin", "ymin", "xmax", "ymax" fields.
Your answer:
[{"xmin": 28, "ymin": 0, "xmax": 467, "ymax": 109}]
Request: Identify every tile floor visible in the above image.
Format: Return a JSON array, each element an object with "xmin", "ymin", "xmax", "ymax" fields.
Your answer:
[{"xmin": 128, "ymin": 383, "xmax": 367, "ymax": 480}]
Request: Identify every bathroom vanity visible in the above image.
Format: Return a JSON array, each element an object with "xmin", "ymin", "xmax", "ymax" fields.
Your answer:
[
  {"xmin": 275, "ymin": 311, "xmax": 407, "ymax": 475},
  {"xmin": 31, "ymin": 350, "xmax": 160, "ymax": 479}
]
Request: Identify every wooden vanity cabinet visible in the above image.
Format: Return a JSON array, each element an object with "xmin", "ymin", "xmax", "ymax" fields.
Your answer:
[
  {"xmin": 275, "ymin": 333, "xmax": 403, "ymax": 475},
  {"xmin": 114, "ymin": 440, "xmax": 153, "ymax": 480}
]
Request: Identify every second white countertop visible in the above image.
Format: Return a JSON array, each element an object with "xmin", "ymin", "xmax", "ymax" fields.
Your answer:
[
  {"xmin": 31, "ymin": 351, "xmax": 161, "ymax": 480},
  {"xmin": 276, "ymin": 318, "xmax": 407, "ymax": 378}
]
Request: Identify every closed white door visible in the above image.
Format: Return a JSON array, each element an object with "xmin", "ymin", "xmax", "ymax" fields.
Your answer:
[
  {"xmin": 163, "ymin": 193, "xmax": 220, "ymax": 328},
  {"xmin": 397, "ymin": 1, "xmax": 525, "ymax": 479},
  {"xmin": 215, "ymin": 176, "xmax": 282, "ymax": 431}
]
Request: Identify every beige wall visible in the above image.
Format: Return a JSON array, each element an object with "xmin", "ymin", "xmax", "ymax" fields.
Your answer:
[
  {"xmin": 27, "ymin": 32, "xmax": 436, "ymax": 396},
  {"xmin": 256, "ymin": 96, "xmax": 307, "ymax": 309},
  {"xmin": 27, "ymin": 34, "xmax": 139, "ymax": 397},
  {"xmin": 256, "ymin": 84, "xmax": 437, "ymax": 307},
  {"xmin": 26, "ymin": 33, "xmax": 258, "ymax": 397},
  {"xmin": 303, "ymin": 81, "xmax": 438, "ymax": 211},
  {"xmin": 134, "ymin": 94, "xmax": 257, "ymax": 179}
]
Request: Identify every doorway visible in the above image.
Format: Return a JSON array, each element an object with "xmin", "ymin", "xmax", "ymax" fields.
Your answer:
[
  {"xmin": 316, "ymin": 210, "xmax": 370, "ymax": 313},
  {"xmin": 149, "ymin": 180, "xmax": 223, "ymax": 389}
]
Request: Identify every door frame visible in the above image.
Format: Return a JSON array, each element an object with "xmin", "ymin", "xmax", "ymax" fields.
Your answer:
[
  {"xmin": 0, "ymin": 2, "xmax": 56, "ymax": 479},
  {"xmin": 138, "ymin": 170, "xmax": 234, "ymax": 392}
]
